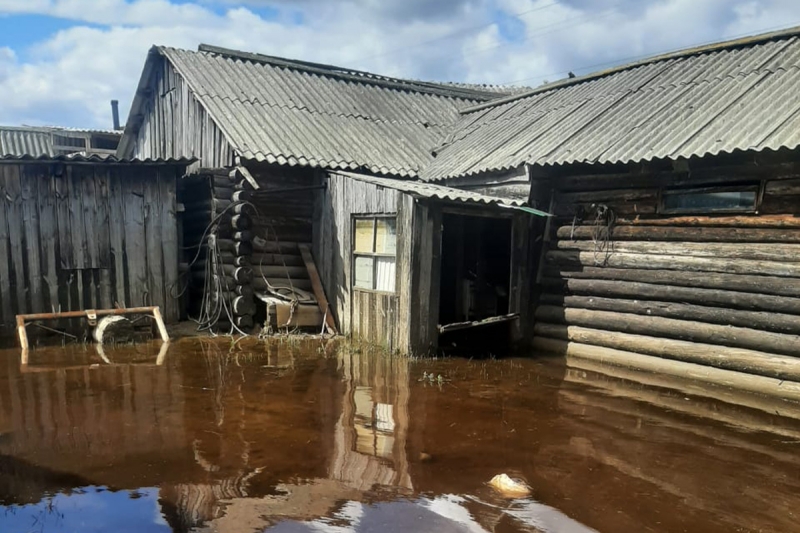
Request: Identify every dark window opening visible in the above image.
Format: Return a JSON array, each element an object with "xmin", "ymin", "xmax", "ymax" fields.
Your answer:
[
  {"xmin": 660, "ymin": 185, "xmax": 758, "ymax": 214},
  {"xmin": 52, "ymin": 134, "xmax": 87, "ymax": 149},
  {"xmin": 91, "ymin": 135, "xmax": 120, "ymax": 151}
]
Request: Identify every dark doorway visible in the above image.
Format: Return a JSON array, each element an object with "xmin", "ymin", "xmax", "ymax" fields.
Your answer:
[{"xmin": 438, "ymin": 212, "xmax": 512, "ymax": 328}]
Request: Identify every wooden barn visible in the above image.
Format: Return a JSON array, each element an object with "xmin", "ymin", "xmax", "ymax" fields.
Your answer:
[
  {"xmin": 116, "ymin": 44, "xmax": 536, "ymax": 348},
  {"xmin": 422, "ymin": 27, "xmax": 800, "ymax": 380},
  {"xmin": 0, "ymin": 155, "xmax": 191, "ymax": 338}
]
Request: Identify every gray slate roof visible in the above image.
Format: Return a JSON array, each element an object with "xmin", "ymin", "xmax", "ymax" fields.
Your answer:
[
  {"xmin": 330, "ymin": 170, "xmax": 550, "ymax": 217},
  {"xmin": 0, "ymin": 126, "xmax": 121, "ymax": 157},
  {"xmin": 0, "ymin": 127, "xmax": 57, "ymax": 157},
  {"xmin": 155, "ymin": 45, "xmax": 510, "ymax": 178},
  {"xmin": 421, "ymin": 26, "xmax": 800, "ymax": 182}
]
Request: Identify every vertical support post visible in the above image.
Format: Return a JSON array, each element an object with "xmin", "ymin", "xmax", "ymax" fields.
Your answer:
[
  {"xmin": 16, "ymin": 315, "xmax": 29, "ymax": 352},
  {"xmin": 151, "ymin": 306, "xmax": 170, "ymax": 343}
]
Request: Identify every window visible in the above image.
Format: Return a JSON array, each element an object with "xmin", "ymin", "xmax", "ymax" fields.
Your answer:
[
  {"xmin": 660, "ymin": 185, "xmax": 759, "ymax": 214},
  {"xmin": 353, "ymin": 216, "xmax": 396, "ymax": 292}
]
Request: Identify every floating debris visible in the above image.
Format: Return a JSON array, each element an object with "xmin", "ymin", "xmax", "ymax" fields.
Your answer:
[{"xmin": 489, "ymin": 474, "xmax": 531, "ymax": 498}]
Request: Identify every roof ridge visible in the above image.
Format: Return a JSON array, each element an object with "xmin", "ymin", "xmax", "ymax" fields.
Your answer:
[
  {"xmin": 185, "ymin": 44, "xmax": 505, "ymax": 102},
  {"xmin": 459, "ymin": 24, "xmax": 800, "ymax": 114}
]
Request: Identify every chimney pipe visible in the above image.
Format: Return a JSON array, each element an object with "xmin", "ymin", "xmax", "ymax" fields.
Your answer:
[{"xmin": 111, "ymin": 100, "xmax": 121, "ymax": 131}]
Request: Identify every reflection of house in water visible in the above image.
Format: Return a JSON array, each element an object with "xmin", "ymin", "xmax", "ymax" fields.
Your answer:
[{"xmin": 330, "ymin": 350, "xmax": 412, "ymax": 491}]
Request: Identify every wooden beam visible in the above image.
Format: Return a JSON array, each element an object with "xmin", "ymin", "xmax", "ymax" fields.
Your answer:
[
  {"xmin": 535, "ymin": 322, "xmax": 800, "ymax": 381},
  {"xmin": 298, "ymin": 244, "xmax": 338, "ymax": 334},
  {"xmin": 532, "ymin": 337, "xmax": 800, "ymax": 402}
]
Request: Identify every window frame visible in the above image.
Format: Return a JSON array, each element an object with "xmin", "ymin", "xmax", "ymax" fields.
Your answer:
[
  {"xmin": 658, "ymin": 184, "xmax": 761, "ymax": 215},
  {"xmin": 352, "ymin": 214, "xmax": 397, "ymax": 295}
]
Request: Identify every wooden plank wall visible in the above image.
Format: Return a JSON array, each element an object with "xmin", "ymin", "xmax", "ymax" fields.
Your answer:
[
  {"xmin": 314, "ymin": 173, "xmax": 412, "ymax": 352},
  {"xmin": 0, "ymin": 162, "xmax": 182, "ymax": 335},
  {"xmin": 532, "ymin": 159, "xmax": 800, "ymax": 381},
  {"xmin": 132, "ymin": 58, "xmax": 234, "ymax": 169}
]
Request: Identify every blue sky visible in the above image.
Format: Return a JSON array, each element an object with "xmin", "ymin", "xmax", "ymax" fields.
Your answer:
[{"xmin": 1, "ymin": 0, "xmax": 800, "ymax": 129}]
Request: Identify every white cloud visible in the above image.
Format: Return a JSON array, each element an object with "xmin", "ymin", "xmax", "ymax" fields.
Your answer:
[{"xmin": 0, "ymin": 0, "xmax": 799, "ymax": 128}]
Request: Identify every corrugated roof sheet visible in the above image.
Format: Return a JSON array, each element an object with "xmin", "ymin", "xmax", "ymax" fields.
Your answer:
[
  {"xmin": 330, "ymin": 170, "xmax": 532, "ymax": 209},
  {"xmin": 421, "ymin": 27, "xmax": 800, "ymax": 181},
  {"xmin": 0, "ymin": 127, "xmax": 56, "ymax": 157},
  {"xmin": 157, "ymin": 46, "xmax": 507, "ymax": 177},
  {"xmin": 0, "ymin": 154, "xmax": 194, "ymax": 164},
  {"xmin": 0, "ymin": 126, "xmax": 122, "ymax": 157}
]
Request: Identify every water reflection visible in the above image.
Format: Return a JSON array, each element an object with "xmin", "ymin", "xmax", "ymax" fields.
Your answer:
[{"xmin": 0, "ymin": 339, "xmax": 799, "ymax": 532}]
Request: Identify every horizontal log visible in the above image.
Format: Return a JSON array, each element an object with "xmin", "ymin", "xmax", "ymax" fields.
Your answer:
[
  {"xmin": 615, "ymin": 214, "xmax": 800, "ymax": 228},
  {"xmin": 760, "ymin": 194, "xmax": 800, "ymax": 215},
  {"xmin": 556, "ymin": 225, "xmax": 800, "ymax": 243},
  {"xmin": 765, "ymin": 178, "xmax": 800, "ymax": 195},
  {"xmin": 542, "ymin": 267, "xmax": 800, "ymax": 298},
  {"xmin": 251, "ymin": 253, "xmax": 304, "ymax": 267},
  {"xmin": 213, "ymin": 189, "xmax": 252, "ymax": 202},
  {"xmin": 535, "ymin": 306, "xmax": 800, "ymax": 357},
  {"xmin": 215, "ymin": 240, "xmax": 253, "ymax": 256},
  {"xmin": 195, "ymin": 256, "xmax": 249, "ymax": 270},
  {"xmin": 251, "ymin": 265, "xmax": 309, "ymax": 279},
  {"xmin": 233, "ymin": 230, "xmax": 253, "ymax": 243},
  {"xmin": 542, "ymin": 277, "xmax": 800, "ymax": 315},
  {"xmin": 555, "ymin": 188, "xmax": 658, "ymax": 203},
  {"xmin": 553, "ymin": 200, "xmax": 656, "ymax": 217},
  {"xmin": 546, "ymin": 250, "xmax": 800, "ymax": 277},
  {"xmin": 252, "ymin": 277, "xmax": 313, "ymax": 292},
  {"xmin": 532, "ymin": 337, "xmax": 800, "ymax": 403},
  {"xmin": 251, "ymin": 240, "xmax": 306, "ymax": 254},
  {"xmin": 192, "ymin": 271, "xmax": 253, "ymax": 288},
  {"xmin": 539, "ymin": 294, "xmax": 800, "ymax": 335},
  {"xmin": 535, "ymin": 322, "xmax": 800, "ymax": 382},
  {"xmin": 555, "ymin": 240, "xmax": 800, "ymax": 262},
  {"xmin": 210, "ymin": 287, "xmax": 255, "ymax": 300},
  {"xmin": 555, "ymin": 164, "xmax": 800, "ymax": 192}
]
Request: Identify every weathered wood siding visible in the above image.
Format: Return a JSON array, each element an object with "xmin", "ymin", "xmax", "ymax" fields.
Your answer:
[
  {"xmin": 131, "ymin": 58, "xmax": 234, "ymax": 168},
  {"xmin": 314, "ymin": 173, "xmax": 415, "ymax": 352},
  {"xmin": 0, "ymin": 162, "xmax": 182, "ymax": 334},
  {"xmin": 533, "ymin": 157, "xmax": 800, "ymax": 380}
]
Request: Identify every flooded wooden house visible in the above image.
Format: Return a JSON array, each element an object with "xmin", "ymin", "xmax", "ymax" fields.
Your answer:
[
  {"xmin": 421, "ymin": 28, "xmax": 800, "ymax": 383},
  {"xmin": 0, "ymin": 154, "xmax": 191, "ymax": 337},
  {"xmin": 116, "ymin": 44, "xmax": 539, "ymax": 351}
]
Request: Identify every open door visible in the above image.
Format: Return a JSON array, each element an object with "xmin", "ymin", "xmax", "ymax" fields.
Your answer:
[{"xmin": 437, "ymin": 211, "xmax": 518, "ymax": 354}]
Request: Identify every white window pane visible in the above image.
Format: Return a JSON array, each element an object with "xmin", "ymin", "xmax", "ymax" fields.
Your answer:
[
  {"xmin": 375, "ymin": 218, "xmax": 397, "ymax": 254},
  {"xmin": 354, "ymin": 256, "xmax": 374, "ymax": 289},
  {"xmin": 375, "ymin": 257, "xmax": 395, "ymax": 292},
  {"xmin": 354, "ymin": 219, "xmax": 374, "ymax": 253}
]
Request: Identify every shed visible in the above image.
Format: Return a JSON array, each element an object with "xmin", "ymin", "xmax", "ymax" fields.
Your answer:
[
  {"xmin": 0, "ymin": 155, "xmax": 192, "ymax": 338},
  {"xmin": 315, "ymin": 171, "xmax": 547, "ymax": 354},
  {"xmin": 422, "ymin": 26, "xmax": 800, "ymax": 378},
  {"xmin": 117, "ymin": 44, "xmax": 519, "ymax": 335}
]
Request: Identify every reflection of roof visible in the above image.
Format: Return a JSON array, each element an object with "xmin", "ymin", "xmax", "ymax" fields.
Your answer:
[
  {"xmin": 422, "ymin": 25, "xmax": 800, "ymax": 181},
  {"xmin": 0, "ymin": 125, "xmax": 122, "ymax": 157},
  {"xmin": 121, "ymin": 45, "xmax": 519, "ymax": 177}
]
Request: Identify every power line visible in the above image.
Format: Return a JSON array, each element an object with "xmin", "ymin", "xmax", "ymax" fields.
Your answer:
[
  {"xmin": 499, "ymin": 20, "xmax": 800, "ymax": 87},
  {"xmin": 349, "ymin": 0, "xmax": 565, "ymax": 64}
]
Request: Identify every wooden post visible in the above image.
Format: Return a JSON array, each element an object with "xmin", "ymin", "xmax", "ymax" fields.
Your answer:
[{"xmin": 299, "ymin": 244, "xmax": 338, "ymax": 334}]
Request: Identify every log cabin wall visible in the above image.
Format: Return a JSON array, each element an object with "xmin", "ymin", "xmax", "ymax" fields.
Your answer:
[
  {"xmin": 314, "ymin": 173, "xmax": 415, "ymax": 353},
  {"xmin": 532, "ymin": 153, "xmax": 800, "ymax": 381},
  {"xmin": 0, "ymin": 161, "xmax": 185, "ymax": 337}
]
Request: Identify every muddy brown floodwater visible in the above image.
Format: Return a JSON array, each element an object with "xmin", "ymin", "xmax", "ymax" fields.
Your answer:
[{"xmin": 0, "ymin": 338, "xmax": 799, "ymax": 533}]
